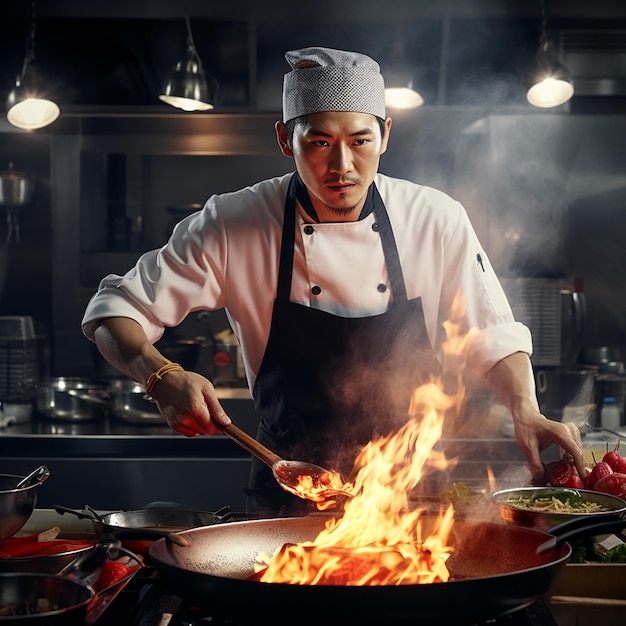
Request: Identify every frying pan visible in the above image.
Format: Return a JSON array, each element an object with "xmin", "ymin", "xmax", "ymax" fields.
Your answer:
[
  {"xmin": 54, "ymin": 504, "xmax": 221, "ymax": 539},
  {"xmin": 53, "ymin": 504, "xmax": 226, "ymax": 548},
  {"xmin": 149, "ymin": 514, "xmax": 609, "ymax": 625}
]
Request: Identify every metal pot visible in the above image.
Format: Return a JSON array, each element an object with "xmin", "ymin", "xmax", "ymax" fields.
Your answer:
[
  {"xmin": 535, "ymin": 368, "xmax": 598, "ymax": 428},
  {"xmin": 35, "ymin": 378, "xmax": 108, "ymax": 422},
  {"xmin": 0, "ymin": 164, "xmax": 36, "ymax": 207},
  {"xmin": 107, "ymin": 379, "xmax": 162, "ymax": 423},
  {"xmin": 147, "ymin": 515, "xmax": 587, "ymax": 625}
]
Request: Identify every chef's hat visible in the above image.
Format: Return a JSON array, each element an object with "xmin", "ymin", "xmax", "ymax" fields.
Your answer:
[{"xmin": 282, "ymin": 47, "xmax": 386, "ymax": 122}]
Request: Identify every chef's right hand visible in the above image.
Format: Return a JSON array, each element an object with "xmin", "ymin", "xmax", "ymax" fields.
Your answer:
[{"xmin": 147, "ymin": 369, "xmax": 232, "ymax": 437}]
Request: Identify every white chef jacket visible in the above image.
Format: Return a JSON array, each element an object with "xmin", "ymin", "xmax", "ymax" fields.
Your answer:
[{"xmin": 82, "ymin": 172, "xmax": 532, "ymax": 391}]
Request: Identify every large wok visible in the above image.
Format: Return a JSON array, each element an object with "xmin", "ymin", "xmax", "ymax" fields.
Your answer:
[{"xmin": 149, "ymin": 514, "xmax": 604, "ymax": 625}]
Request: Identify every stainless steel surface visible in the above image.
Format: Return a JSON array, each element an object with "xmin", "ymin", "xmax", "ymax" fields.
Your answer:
[
  {"xmin": 35, "ymin": 378, "xmax": 108, "ymax": 422},
  {"xmin": 583, "ymin": 421, "xmax": 626, "ymax": 442},
  {"xmin": 107, "ymin": 379, "xmax": 161, "ymax": 423}
]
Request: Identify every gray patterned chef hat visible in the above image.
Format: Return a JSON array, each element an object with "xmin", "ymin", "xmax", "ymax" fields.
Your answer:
[{"xmin": 282, "ymin": 47, "xmax": 386, "ymax": 122}]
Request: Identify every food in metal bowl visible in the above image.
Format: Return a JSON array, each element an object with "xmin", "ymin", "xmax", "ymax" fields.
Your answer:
[{"xmin": 491, "ymin": 486, "xmax": 626, "ymax": 530}]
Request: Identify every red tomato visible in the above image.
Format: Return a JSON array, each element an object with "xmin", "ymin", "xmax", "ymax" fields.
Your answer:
[
  {"xmin": 593, "ymin": 472, "xmax": 626, "ymax": 499},
  {"xmin": 586, "ymin": 461, "xmax": 613, "ymax": 490},
  {"xmin": 544, "ymin": 460, "xmax": 574, "ymax": 487},
  {"xmin": 603, "ymin": 449, "xmax": 626, "ymax": 474},
  {"xmin": 93, "ymin": 560, "xmax": 132, "ymax": 592},
  {"xmin": 564, "ymin": 474, "xmax": 585, "ymax": 489}
]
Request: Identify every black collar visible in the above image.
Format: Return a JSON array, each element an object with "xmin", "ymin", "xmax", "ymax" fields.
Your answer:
[{"xmin": 295, "ymin": 172, "xmax": 375, "ymax": 223}]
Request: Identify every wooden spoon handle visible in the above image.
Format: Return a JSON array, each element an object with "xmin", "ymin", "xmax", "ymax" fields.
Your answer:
[{"xmin": 219, "ymin": 422, "xmax": 282, "ymax": 468}]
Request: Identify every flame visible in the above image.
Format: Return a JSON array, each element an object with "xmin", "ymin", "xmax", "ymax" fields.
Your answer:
[
  {"xmin": 283, "ymin": 469, "xmax": 355, "ymax": 504},
  {"xmin": 254, "ymin": 294, "xmax": 481, "ymax": 586},
  {"xmin": 255, "ymin": 383, "xmax": 457, "ymax": 585}
]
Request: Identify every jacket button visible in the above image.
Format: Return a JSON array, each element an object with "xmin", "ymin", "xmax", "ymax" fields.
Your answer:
[
  {"xmin": 304, "ymin": 225, "xmax": 315, "ymax": 235},
  {"xmin": 311, "ymin": 285, "xmax": 322, "ymax": 295},
  {"xmin": 377, "ymin": 283, "xmax": 387, "ymax": 293},
  {"xmin": 372, "ymin": 223, "xmax": 379, "ymax": 232}
]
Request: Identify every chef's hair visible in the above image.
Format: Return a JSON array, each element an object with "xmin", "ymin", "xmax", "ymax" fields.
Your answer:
[{"xmin": 283, "ymin": 115, "xmax": 386, "ymax": 146}]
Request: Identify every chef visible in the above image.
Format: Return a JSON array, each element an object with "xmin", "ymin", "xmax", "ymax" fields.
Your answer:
[{"xmin": 82, "ymin": 46, "xmax": 584, "ymax": 514}]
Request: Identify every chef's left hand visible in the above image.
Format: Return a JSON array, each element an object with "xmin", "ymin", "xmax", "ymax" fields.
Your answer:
[
  {"xmin": 511, "ymin": 401, "xmax": 586, "ymax": 482},
  {"xmin": 485, "ymin": 352, "xmax": 585, "ymax": 483}
]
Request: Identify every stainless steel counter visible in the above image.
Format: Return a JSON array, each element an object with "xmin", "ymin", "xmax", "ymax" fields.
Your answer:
[
  {"xmin": 0, "ymin": 392, "xmax": 260, "ymax": 512},
  {"xmin": 0, "ymin": 388, "xmax": 552, "ymax": 514}
]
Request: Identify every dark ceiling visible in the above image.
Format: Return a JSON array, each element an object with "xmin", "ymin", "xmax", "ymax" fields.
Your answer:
[{"xmin": 3, "ymin": 0, "xmax": 626, "ymax": 114}]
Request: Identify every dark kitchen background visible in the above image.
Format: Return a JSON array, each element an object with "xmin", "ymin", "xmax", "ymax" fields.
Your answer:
[
  {"xmin": 2, "ymin": 6, "xmax": 626, "ymax": 622},
  {"xmin": 2, "ymin": 0, "xmax": 626, "ymax": 378}
]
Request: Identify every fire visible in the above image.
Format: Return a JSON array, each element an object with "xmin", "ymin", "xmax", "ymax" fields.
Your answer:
[
  {"xmin": 284, "ymin": 469, "xmax": 355, "ymax": 505},
  {"xmin": 254, "ymin": 382, "xmax": 457, "ymax": 585}
]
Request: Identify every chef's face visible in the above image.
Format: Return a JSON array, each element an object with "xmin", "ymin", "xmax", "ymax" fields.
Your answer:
[{"xmin": 276, "ymin": 111, "xmax": 392, "ymax": 221}]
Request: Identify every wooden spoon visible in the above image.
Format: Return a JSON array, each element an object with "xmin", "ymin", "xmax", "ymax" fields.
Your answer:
[{"xmin": 218, "ymin": 422, "xmax": 354, "ymax": 502}]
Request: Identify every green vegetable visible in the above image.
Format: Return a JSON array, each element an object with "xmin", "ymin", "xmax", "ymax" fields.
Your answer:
[
  {"xmin": 599, "ymin": 543, "xmax": 626, "ymax": 563},
  {"xmin": 528, "ymin": 489, "xmax": 582, "ymax": 505},
  {"xmin": 569, "ymin": 543, "xmax": 588, "ymax": 563}
]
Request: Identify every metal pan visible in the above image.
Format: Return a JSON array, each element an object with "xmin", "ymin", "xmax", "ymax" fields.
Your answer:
[
  {"xmin": 491, "ymin": 486, "xmax": 626, "ymax": 530},
  {"xmin": 148, "ymin": 515, "xmax": 598, "ymax": 625},
  {"xmin": 0, "ymin": 539, "xmax": 141, "ymax": 625},
  {"xmin": 53, "ymin": 505, "xmax": 226, "ymax": 541},
  {"xmin": 35, "ymin": 378, "xmax": 108, "ymax": 422}
]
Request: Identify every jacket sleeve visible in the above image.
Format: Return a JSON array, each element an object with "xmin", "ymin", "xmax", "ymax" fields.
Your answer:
[{"xmin": 81, "ymin": 196, "xmax": 228, "ymax": 343}]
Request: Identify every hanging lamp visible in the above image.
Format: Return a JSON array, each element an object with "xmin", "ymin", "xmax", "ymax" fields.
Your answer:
[
  {"xmin": 526, "ymin": 0, "xmax": 574, "ymax": 108},
  {"xmin": 159, "ymin": 16, "xmax": 215, "ymax": 112},
  {"xmin": 6, "ymin": 1, "xmax": 60, "ymax": 130},
  {"xmin": 384, "ymin": 41, "xmax": 424, "ymax": 110}
]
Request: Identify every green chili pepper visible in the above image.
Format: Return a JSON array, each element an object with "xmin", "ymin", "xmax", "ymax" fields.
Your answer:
[{"xmin": 528, "ymin": 488, "xmax": 583, "ymax": 505}]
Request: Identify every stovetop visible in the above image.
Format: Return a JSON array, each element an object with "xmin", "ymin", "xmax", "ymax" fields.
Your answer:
[
  {"xmin": 94, "ymin": 566, "xmax": 560, "ymax": 626},
  {"xmin": 20, "ymin": 507, "xmax": 566, "ymax": 626}
]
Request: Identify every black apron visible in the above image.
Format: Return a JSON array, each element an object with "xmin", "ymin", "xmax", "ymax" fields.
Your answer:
[{"xmin": 247, "ymin": 174, "xmax": 441, "ymax": 515}]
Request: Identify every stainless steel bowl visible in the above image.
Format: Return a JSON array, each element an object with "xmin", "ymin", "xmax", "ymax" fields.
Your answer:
[
  {"xmin": 491, "ymin": 486, "xmax": 626, "ymax": 531},
  {"xmin": 0, "ymin": 473, "xmax": 45, "ymax": 542},
  {"xmin": 35, "ymin": 377, "xmax": 108, "ymax": 421}
]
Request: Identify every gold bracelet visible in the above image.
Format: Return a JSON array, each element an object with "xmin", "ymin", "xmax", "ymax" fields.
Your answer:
[{"xmin": 145, "ymin": 363, "xmax": 184, "ymax": 395}]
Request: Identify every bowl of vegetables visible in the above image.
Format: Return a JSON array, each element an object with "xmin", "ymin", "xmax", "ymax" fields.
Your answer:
[{"xmin": 491, "ymin": 486, "xmax": 626, "ymax": 531}]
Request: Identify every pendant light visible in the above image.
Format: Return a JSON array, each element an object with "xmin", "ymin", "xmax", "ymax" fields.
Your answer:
[
  {"xmin": 385, "ymin": 80, "xmax": 424, "ymax": 110},
  {"xmin": 6, "ymin": 1, "xmax": 60, "ymax": 130},
  {"xmin": 384, "ymin": 40, "xmax": 424, "ymax": 110},
  {"xmin": 159, "ymin": 16, "xmax": 215, "ymax": 112},
  {"xmin": 526, "ymin": 0, "xmax": 574, "ymax": 109}
]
